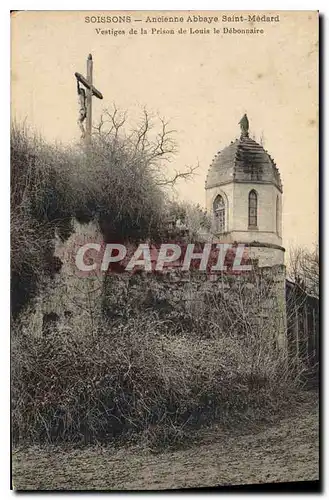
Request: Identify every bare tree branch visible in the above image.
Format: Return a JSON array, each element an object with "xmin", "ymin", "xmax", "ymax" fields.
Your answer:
[
  {"xmin": 156, "ymin": 164, "xmax": 199, "ymax": 187},
  {"xmin": 93, "ymin": 106, "xmax": 197, "ymax": 189},
  {"xmin": 287, "ymin": 245, "xmax": 319, "ymax": 298}
]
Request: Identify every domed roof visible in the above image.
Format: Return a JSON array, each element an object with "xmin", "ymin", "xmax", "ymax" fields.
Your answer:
[{"xmin": 205, "ymin": 120, "xmax": 282, "ymax": 192}]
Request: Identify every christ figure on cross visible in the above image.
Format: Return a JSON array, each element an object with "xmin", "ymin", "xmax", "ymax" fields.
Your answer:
[
  {"xmin": 77, "ymin": 80, "xmax": 87, "ymax": 138},
  {"xmin": 75, "ymin": 54, "xmax": 103, "ymax": 143}
]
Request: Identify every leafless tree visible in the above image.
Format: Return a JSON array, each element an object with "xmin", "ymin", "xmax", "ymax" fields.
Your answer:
[
  {"xmin": 93, "ymin": 106, "xmax": 198, "ymax": 188},
  {"xmin": 287, "ymin": 245, "xmax": 319, "ymax": 298}
]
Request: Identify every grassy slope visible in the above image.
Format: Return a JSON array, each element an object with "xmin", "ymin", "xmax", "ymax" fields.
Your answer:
[{"xmin": 12, "ymin": 396, "xmax": 318, "ymax": 491}]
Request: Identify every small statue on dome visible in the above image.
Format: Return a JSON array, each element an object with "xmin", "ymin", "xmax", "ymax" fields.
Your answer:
[{"xmin": 239, "ymin": 114, "xmax": 249, "ymax": 137}]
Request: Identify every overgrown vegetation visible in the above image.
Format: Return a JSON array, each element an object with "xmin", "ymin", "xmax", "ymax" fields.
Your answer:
[
  {"xmin": 12, "ymin": 277, "xmax": 297, "ymax": 449},
  {"xmin": 11, "ymin": 114, "xmax": 313, "ymax": 452},
  {"xmin": 11, "ymin": 112, "xmax": 196, "ymax": 317},
  {"xmin": 12, "ymin": 263, "xmax": 302, "ymax": 449}
]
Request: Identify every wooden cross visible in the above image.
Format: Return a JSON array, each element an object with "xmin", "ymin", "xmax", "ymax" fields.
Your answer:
[{"xmin": 75, "ymin": 53, "xmax": 103, "ymax": 144}]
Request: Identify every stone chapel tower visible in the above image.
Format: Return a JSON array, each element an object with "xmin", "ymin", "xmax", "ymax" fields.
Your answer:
[{"xmin": 205, "ymin": 115, "xmax": 285, "ymax": 269}]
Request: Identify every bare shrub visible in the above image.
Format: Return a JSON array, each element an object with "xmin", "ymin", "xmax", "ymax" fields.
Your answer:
[
  {"xmin": 287, "ymin": 245, "xmax": 319, "ymax": 298},
  {"xmin": 12, "ymin": 280, "xmax": 298, "ymax": 450}
]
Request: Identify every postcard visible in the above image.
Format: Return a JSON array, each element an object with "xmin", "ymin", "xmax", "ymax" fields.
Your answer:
[{"xmin": 11, "ymin": 10, "xmax": 319, "ymax": 491}]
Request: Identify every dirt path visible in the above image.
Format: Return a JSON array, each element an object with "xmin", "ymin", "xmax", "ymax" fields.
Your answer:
[{"xmin": 12, "ymin": 404, "xmax": 319, "ymax": 490}]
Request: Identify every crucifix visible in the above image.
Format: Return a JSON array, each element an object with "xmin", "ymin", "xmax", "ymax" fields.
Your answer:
[{"xmin": 75, "ymin": 53, "xmax": 103, "ymax": 144}]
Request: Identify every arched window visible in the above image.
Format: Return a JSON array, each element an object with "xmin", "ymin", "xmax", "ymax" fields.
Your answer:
[
  {"xmin": 276, "ymin": 195, "xmax": 280, "ymax": 235},
  {"xmin": 248, "ymin": 190, "xmax": 258, "ymax": 228},
  {"xmin": 213, "ymin": 195, "xmax": 225, "ymax": 233}
]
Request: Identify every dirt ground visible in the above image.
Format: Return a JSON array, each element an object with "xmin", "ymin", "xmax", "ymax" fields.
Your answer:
[{"xmin": 12, "ymin": 399, "xmax": 319, "ymax": 491}]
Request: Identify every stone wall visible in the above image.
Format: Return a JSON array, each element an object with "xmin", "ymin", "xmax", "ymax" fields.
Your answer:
[
  {"xmin": 102, "ymin": 264, "xmax": 287, "ymax": 348},
  {"xmin": 24, "ymin": 222, "xmax": 287, "ymax": 350}
]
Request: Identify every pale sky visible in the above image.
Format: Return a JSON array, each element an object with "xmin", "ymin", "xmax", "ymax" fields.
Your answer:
[{"xmin": 11, "ymin": 10, "xmax": 318, "ymax": 254}]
